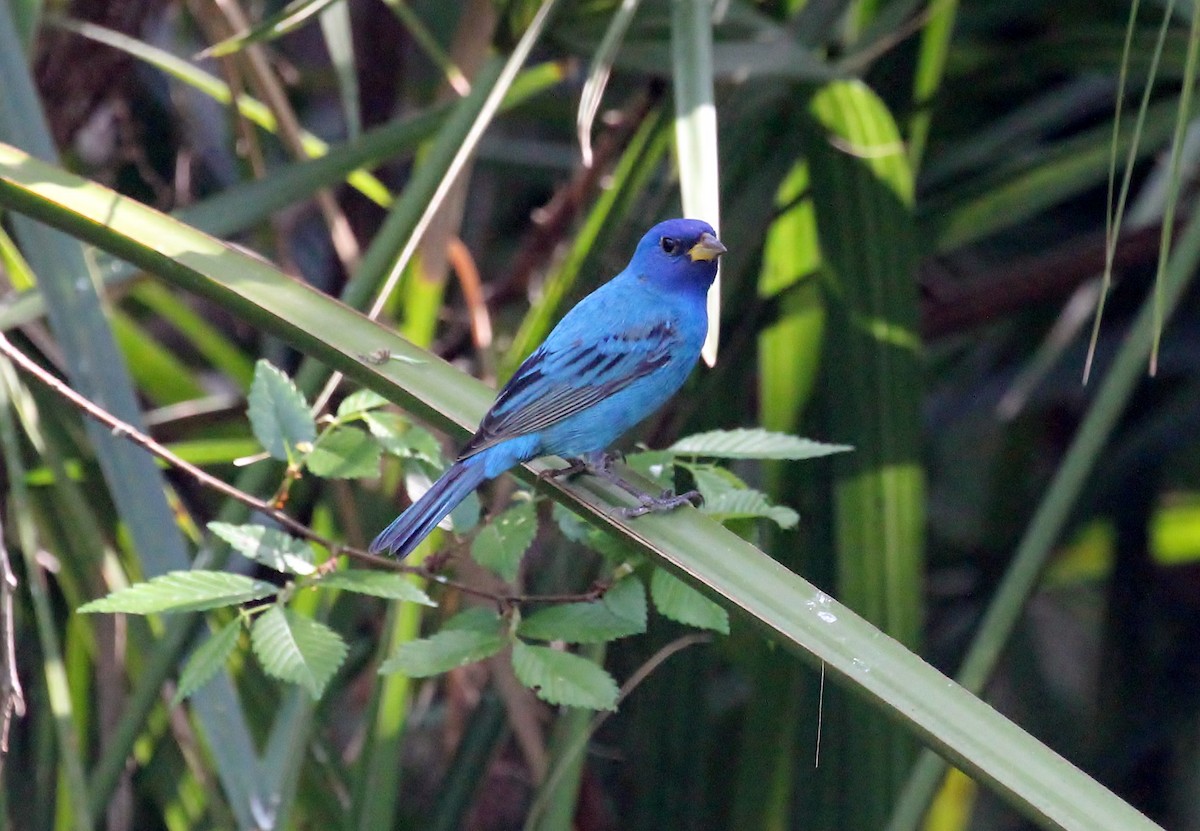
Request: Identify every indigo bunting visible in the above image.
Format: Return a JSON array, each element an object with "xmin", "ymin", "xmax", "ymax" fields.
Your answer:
[{"xmin": 370, "ymin": 218, "xmax": 726, "ymax": 558}]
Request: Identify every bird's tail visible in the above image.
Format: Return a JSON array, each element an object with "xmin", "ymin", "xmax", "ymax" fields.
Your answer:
[{"xmin": 369, "ymin": 458, "xmax": 487, "ymax": 559}]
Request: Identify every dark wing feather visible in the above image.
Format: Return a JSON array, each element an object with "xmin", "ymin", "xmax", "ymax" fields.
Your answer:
[{"xmin": 458, "ymin": 322, "xmax": 678, "ymax": 459}]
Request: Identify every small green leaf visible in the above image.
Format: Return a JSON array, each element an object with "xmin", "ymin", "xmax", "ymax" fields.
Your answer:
[
  {"xmin": 248, "ymin": 359, "xmax": 316, "ymax": 461},
  {"xmin": 702, "ymin": 488, "xmax": 799, "ymax": 530},
  {"xmin": 650, "ymin": 569, "xmax": 729, "ymax": 634},
  {"xmin": 669, "ymin": 428, "xmax": 853, "ymax": 460},
  {"xmin": 173, "ymin": 618, "xmax": 242, "ymax": 706},
  {"xmin": 443, "ymin": 606, "xmax": 502, "ymax": 633},
  {"xmin": 379, "ymin": 628, "xmax": 505, "ymax": 677},
  {"xmin": 316, "ymin": 570, "xmax": 435, "ymax": 606},
  {"xmin": 551, "ymin": 504, "xmax": 643, "ymax": 565},
  {"xmin": 336, "ymin": 388, "xmax": 390, "ymax": 419},
  {"xmin": 363, "ymin": 413, "xmax": 442, "ymax": 463},
  {"xmin": 510, "ymin": 641, "xmax": 618, "ymax": 710},
  {"xmin": 305, "ymin": 427, "xmax": 382, "ymax": 478},
  {"xmin": 518, "ymin": 577, "xmax": 646, "ymax": 643},
  {"xmin": 250, "ymin": 606, "xmax": 347, "ymax": 698},
  {"xmin": 471, "ymin": 500, "xmax": 538, "ymax": 583},
  {"xmin": 208, "ymin": 521, "xmax": 316, "ymax": 575},
  {"xmin": 79, "ymin": 571, "xmax": 277, "ymax": 614}
]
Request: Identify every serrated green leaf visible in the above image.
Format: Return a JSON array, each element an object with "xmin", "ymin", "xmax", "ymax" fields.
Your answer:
[
  {"xmin": 443, "ymin": 606, "xmax": 502, "ymax": 633},
  {"xmin": 510, "ymin": 641, "xmax": 618, "ymax": 710},
  {"xmin": 336, "ymin": 388, "xmax": 390, "ymax": 419},
  {"xmin": 248, "ymin": 359, "xmax": 316, "ymax": 461},
  {"xmin": 669, "ymin": 428, "xmax": 853, "ymax": 460},
  {"xmin": 316, "ymin": 569, "xmax": 435, "ymax": 605},
  {"xmin": 363, "ymin": 413, "xmax": 443, "ymax": 463},
  {"xmin": 701, "ymin": 488, "xmax": 799, "ymax": 530},
  {"xmin": 305, "ymin": 426, "xmax": 382, "ymax": 478},
  {"xmin": 379, "ymin": 628, "xmax": 505, "ymax": 677},
  {"xmin": 250, "ymin": 606, "xmax": 347, "ymax": 698},
  {"xmin": 622, "ymin": 450, "xmax": 675, "ymax": 484},
  {"xmin": 78, "ymin": 571, "xmax": 277, "ymax": 614},
  {"xmin": 551, "ymin": 504, "xmax": 644, "ymax": 565},
  {"xmin": 518, "ymin": 577, "xmax": 646, "ymax": 644},
  {"xmin": 208, "ymin": 521, "xmax": 316, "ymax": 575},
  {"xmin": 650, "ymin": 569, "xmax": 729, "ymax": 634},
  {"xmin": 173, "ymin": 618, "xmax": 242, "ymax": 706},
  {"xmin": 471, "ymin": 500, "xmax": 538, "ymax": 583}
]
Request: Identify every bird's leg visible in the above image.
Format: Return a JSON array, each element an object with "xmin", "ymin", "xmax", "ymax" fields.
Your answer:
[
  {"xmin": 538, "ymin": 456, "xmax": 591, "ymax": 482},
  {"xmin": 570, "ymin": 452, "xmax": 703, "ymax": 519}
]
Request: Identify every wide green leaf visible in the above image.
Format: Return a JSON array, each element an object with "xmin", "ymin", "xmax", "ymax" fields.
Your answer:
[
  {"xmin": 250, "ymin": 606, "xmax": 348, "ymax": 698},
  {"xmin": 208, "ymin": 522, "xmax": 317, "ymax": 576},
  {"xmin": 305, "ymin": 427, "xmax": 382, "ymax": 479},
  {"xmin": 670, "ymin": 428, "xmax": 853, "ymax": 460},
  {"xmin": 518, "ymin": 577, "xmax": 646, "ymax": 643},
  {"xmin": 79, "ymin": 571, "xmax": 277, "ymax": 614},
  {"xmin": 173, "ymin": 619, "xmax": 243, "ymax": 706},
  {"xmin": 248, "ymin": 360, "xmax": 316, "ymax": 462},
  {"xmin": 470, "ymin": 500, "xmax": 538, "ymax": 583},
  {"xmin": 650, "ymin": 568, "xmax": 730, "ymax": 634},
  {"xmin": 379, "ymin": 629, "xmax": 506, "ymax": 677},
  {"xmin": 510, "ymin": 641, "xmax": 618, "ymax": 710},
  {"xmin": 316, "ymin": 570, "xmax": 436, "ymax": 606}
]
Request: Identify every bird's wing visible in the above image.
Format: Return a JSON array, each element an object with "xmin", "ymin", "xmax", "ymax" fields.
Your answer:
[{"xmin": 458, "ymin": 320, "xmax": 680, "ymax": 459}]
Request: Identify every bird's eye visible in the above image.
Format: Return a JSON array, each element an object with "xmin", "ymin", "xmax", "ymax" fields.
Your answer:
[{"xmin": 660, "ymin": 236, "xmax": 680, "ymax": 255}]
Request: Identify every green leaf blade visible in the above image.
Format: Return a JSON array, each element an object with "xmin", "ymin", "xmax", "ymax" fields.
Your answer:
[
  {"xmin": 470, "ymin": 500, "xmax": 538, "ymax": 583},
  {"xmin": 518, "ymin": 577, "xmax": 647, "ymax": 644},
  {"xmin": 650, "ymin": 569, "xmax": 729, "ymax": 635},
  {"xmin": 250, "ymin": 606, "xmax": 347, "ymax": 698},
  {"xmin": 305, "ymin": 427, "xmax": 382, "ymax": 479},
  {"xmin": 316, "ymin": 569, "xmax": 436, "ymax": 606},
  {"xmin": 173, "ymin": 619, "xmax": 243, "ymax": 706},
  {"xmin": 248, "ymin": 359, "xmax": 316, "ymax": 461},
  {"xmin": 379, "ymin": 628, "xmax": 506, "ymax": 677},
  {"xmin": 669, "ymin": 428, "xmax": 853, "ymax": 460},
  {"xmin": 208, "ymin": 522, "xmax": 316, "ymax": 575},
  {"xmin": 510, "ymin": 641, "xmax": 618, "ymax": 711},
  {"xmin": 78, "ymin": 571, "xmax": 277, "ymax": 614}
]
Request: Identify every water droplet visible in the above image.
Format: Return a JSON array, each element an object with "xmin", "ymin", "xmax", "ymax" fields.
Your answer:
[{"xmin": 817, "ymin": 610, "xmax": 837, "ymax": 623}]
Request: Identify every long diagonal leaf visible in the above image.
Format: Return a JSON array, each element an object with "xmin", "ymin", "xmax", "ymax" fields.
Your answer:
[{"xmin": 0, "ymin": 143, "xmax": 1166, "ymax": 831}]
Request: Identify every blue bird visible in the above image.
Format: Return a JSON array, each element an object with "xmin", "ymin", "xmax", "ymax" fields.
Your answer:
[{"xmin": 370, "ymin": 218, "xmax": 726, "ymax": 559}]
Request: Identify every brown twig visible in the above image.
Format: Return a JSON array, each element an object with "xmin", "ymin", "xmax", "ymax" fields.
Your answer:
[{"xmin": 0, "ymin": 331, "xmax": 604, "ymax": 607}]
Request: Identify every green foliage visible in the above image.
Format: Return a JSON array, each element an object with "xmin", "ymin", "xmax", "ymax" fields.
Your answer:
[
  {"xmin": 379, "ymin": 628, "xmax": 507, "ymax": 677},
  {"xmin": 470, "ymin": 499, "xmax": 539, "ymax": 582},
  {"xmin": 510, "ymin": 641, "xmax": 619, "ymax": 711},
  {"xmin": 173, "ymin": 619, "xmax": 243, "ymax": 706},
  {"xmin": 314, "ymin": 570, "xmax": 435, "ymax": 605},
  {"xmin": 77, "ymin": 571, "xmax": 277, "ymax": 614},
  {"xmin": 248, "ymin": 359, "xmax": 317, "ymax": 462},
  {"xmin": 305, "ymin": 426, "xmax": 382, "ymax": 478},
  {"xmin": 518, "ymin": 577, "xmax": 647, "ymax": 643},
  {"xmin": 251, "ymin": 606, "xmax": 348, "ymax": 698},
  {"xmin": 209, "ymin": 521, "xmax": 317, "ymax": 575},
  {"xmin": 669, "ymin": 427, "xmax": 852, "ymax": 460},
  {"xmin": 650, "ymin": 568, "xmax": 730, "ymax": 635}
]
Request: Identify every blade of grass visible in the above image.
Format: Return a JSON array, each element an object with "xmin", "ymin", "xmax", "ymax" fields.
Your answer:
[
  {"xmin": 0, "ymin": 377, "xmax": 93, "ymax": 831},
  {"xmin": 906, "ymin": 0, "xmax": 957, "ymax": 168},
  {"xmin": 1148, "ymin": 2, "xmax": 1200, "ymax": 375},
  {"xmin": 0, "ymin": 11, "xmax": 265, "ymax": 825},
  {"xmin": 1085, "ymin": 0, "xmax": 1172, "ymax": 383},
  {"xmin": 671, "ymin": 0, "xmax": 721, "ymax": 366},
  {"xmin": 319, "ymin": 0, "xmax": 360, "ymax": 141},
  {"xmin": 0, "ymin": 141, "xmax": 1170, "ymax": 831},
  {"xmin": 577, "ymin": 0, "xmax": 644, "ymax": 167},
  {"xmin": 202, "ymin": 0, "xmax": 341, "ymax": 58}
]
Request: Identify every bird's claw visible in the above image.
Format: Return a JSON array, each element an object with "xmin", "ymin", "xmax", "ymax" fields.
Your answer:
[{"xmin": 617, "ymin": 489, "xmax": 703, "ymax": 519}]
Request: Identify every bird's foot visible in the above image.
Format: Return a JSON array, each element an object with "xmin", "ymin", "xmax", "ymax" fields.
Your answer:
[
  {"xmin": 539, "ymin": 451, "xmax": 624, "ymax": 484},
  {"xmin": 617, "ymin": 489, "xmax": 703, "ymax": 519}
]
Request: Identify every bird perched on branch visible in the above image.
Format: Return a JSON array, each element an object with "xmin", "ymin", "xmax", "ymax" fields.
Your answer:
[{"xmin": 371, "ymin": 218, "xmax": 726, "ymax": 559}]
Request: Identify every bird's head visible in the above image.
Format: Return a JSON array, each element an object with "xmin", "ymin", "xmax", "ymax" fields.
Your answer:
[{"xmin": 632, "ymin": 218, "xmax": 726, "ymax": 293}]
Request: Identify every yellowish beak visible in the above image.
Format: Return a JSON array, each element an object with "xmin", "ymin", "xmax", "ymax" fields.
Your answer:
[{"xmin": 688, "ymin": 231, "xmax": 727, "ymax": 262}]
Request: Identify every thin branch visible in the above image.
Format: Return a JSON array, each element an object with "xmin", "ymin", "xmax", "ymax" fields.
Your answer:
[{"xmin": 0, "ymin": 331, "xmax": 602, "ymax": 607}]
